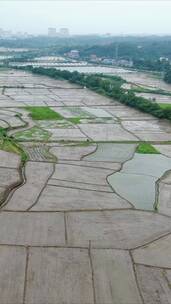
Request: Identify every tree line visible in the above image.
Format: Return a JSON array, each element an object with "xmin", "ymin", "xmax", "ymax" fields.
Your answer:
[
  {"xmin": 164, "ymin": 69, "xmax": 171, "ymax": 84},
  {"xmin": 15, "ymin": 66, "xmax": 171, "ymax": 121}
]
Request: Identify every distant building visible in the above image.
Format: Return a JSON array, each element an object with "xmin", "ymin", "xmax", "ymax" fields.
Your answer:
[
  {"xmin": 0, "ymin": 47, "xmax": 29, "ymax": 53},
  {"xmin": 68, "ymin": 50, "xmax": 80, "ymax": 59},
  {"xmin": 159, "ymin": 57, "xmax": 169, "ymax": 62},
  {"xmin": 102, "ymin": 58, "xmax": 116, "ymax": 65},
  {"xmin": 0, "ymin": 28, "xmax": 32, "ymax": 39},
  {"xmin": 89, "ymin": 54, "xmax": 101, "ymax": 63},
  {"xmin": 48, "ymin": 28, "xmax": 57, "ymax": 37},
  {"xmin": 117, "ymin": 59, "xmax": 133, "ymax": 67},
  {"xmin": 0, "ymin": 29, "xmax": 12, "ymax": 38},
  {"xmin": 101, "ymin": 57, "xmax": 133, "ymax": 67},
  {"xmin": 59, "ymin": 28, "xmax": 69, "ymax": 37},
  {"xmin": 34, "ymin": 56, "xmax": 66, "ymax": 62}
]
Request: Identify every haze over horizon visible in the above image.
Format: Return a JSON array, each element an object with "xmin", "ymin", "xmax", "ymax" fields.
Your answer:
[{"xmin": 0, "ymin": 0, "xmax": 171, "ymax": 36}]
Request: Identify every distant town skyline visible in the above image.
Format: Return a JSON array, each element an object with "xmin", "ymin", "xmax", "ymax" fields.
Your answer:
[
  {"xmin": 0, "ymin": 1, "xmax": 171, "ymax": 36},
  {"xmin": 0, "ymin": 27, "xmax": 71, "ymax": 39}
]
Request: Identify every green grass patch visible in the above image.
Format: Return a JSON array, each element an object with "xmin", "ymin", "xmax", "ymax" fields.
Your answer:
[
  {"xmin": 0, "ymin": 127, "xmax": 7, "ymax": 137},
  {"xmin": 26, "ymin": 106, "xmax": 64, "ymax": 120},
  {"xmin": 67, "ymin": 117, "xmax": 81, "ymax": 124},
  {"xmin": 36, "ymin": 119, "xmax": 73, "ymax": 129},
  {"xmin": 14, "ymin": 126, "xmax": 50, "ymax": 141},
  {"xmin": 136, "ymin": 143, "xmax": 160, "ymax": 154},
  {"xmin": 0, "ymin": 139, "xmax": 20, "ymax": 154},
  {"xmin": 0, "ymin": 130, "xmax": 28, "ymax": 164},
  {"xmin": 131, "ymin": 86, "xmax": 171, "ymax": 96},
  {"xmin": 159, "ymin": 103, "xmax": 171, "ymax": 109}
]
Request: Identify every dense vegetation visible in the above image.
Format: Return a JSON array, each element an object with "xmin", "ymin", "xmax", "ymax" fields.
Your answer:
[
  {"xmin": 78, "ymin": 37, "xmax": 171, "ymax": 60},
  {"xmin": 133, "ymin": 59, "xmax": 170, "ymax": 72},
  {"xmin": 0, "ymin": 35, "xmax": 116, "ymax": 49},
  {"xmin": 164, "ymin": 69, "xmax": 171, "ymax": 84},
  {"xmin": 15, "ymin": 66, "xmax": 171, "ymax": 121},
  {"xmin": 1, "ymin": 36, "xmax": 171, "ymax": 72}
]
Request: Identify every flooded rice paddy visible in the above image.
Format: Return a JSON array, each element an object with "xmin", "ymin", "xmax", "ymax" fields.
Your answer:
[{"xmin": 108, "ymin": 153, "xmax": 171, "ymax": 210}]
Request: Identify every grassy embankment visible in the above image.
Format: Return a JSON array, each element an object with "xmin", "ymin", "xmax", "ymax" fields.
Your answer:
[
  {"xmin": 0, "ymin": 128, "xmax": 28, "ymax": 163},
  {"xmin": 136, "ymin": 143, "xmax": 160, "ymax": 154}
]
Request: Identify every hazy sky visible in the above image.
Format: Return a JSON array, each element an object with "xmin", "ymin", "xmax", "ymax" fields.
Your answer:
[{"xmin": 0, "ymin": 0, "xmax": 171, "ymax": 35}]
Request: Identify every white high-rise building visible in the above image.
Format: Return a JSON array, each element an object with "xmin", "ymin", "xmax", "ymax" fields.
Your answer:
[
  {"xmin": 48, "ymin": 28, "xmax": 57, "ymax": 37},
  {"xmin": 59, "ymin": 28, "xmax": 69, "ymax": 37}
]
